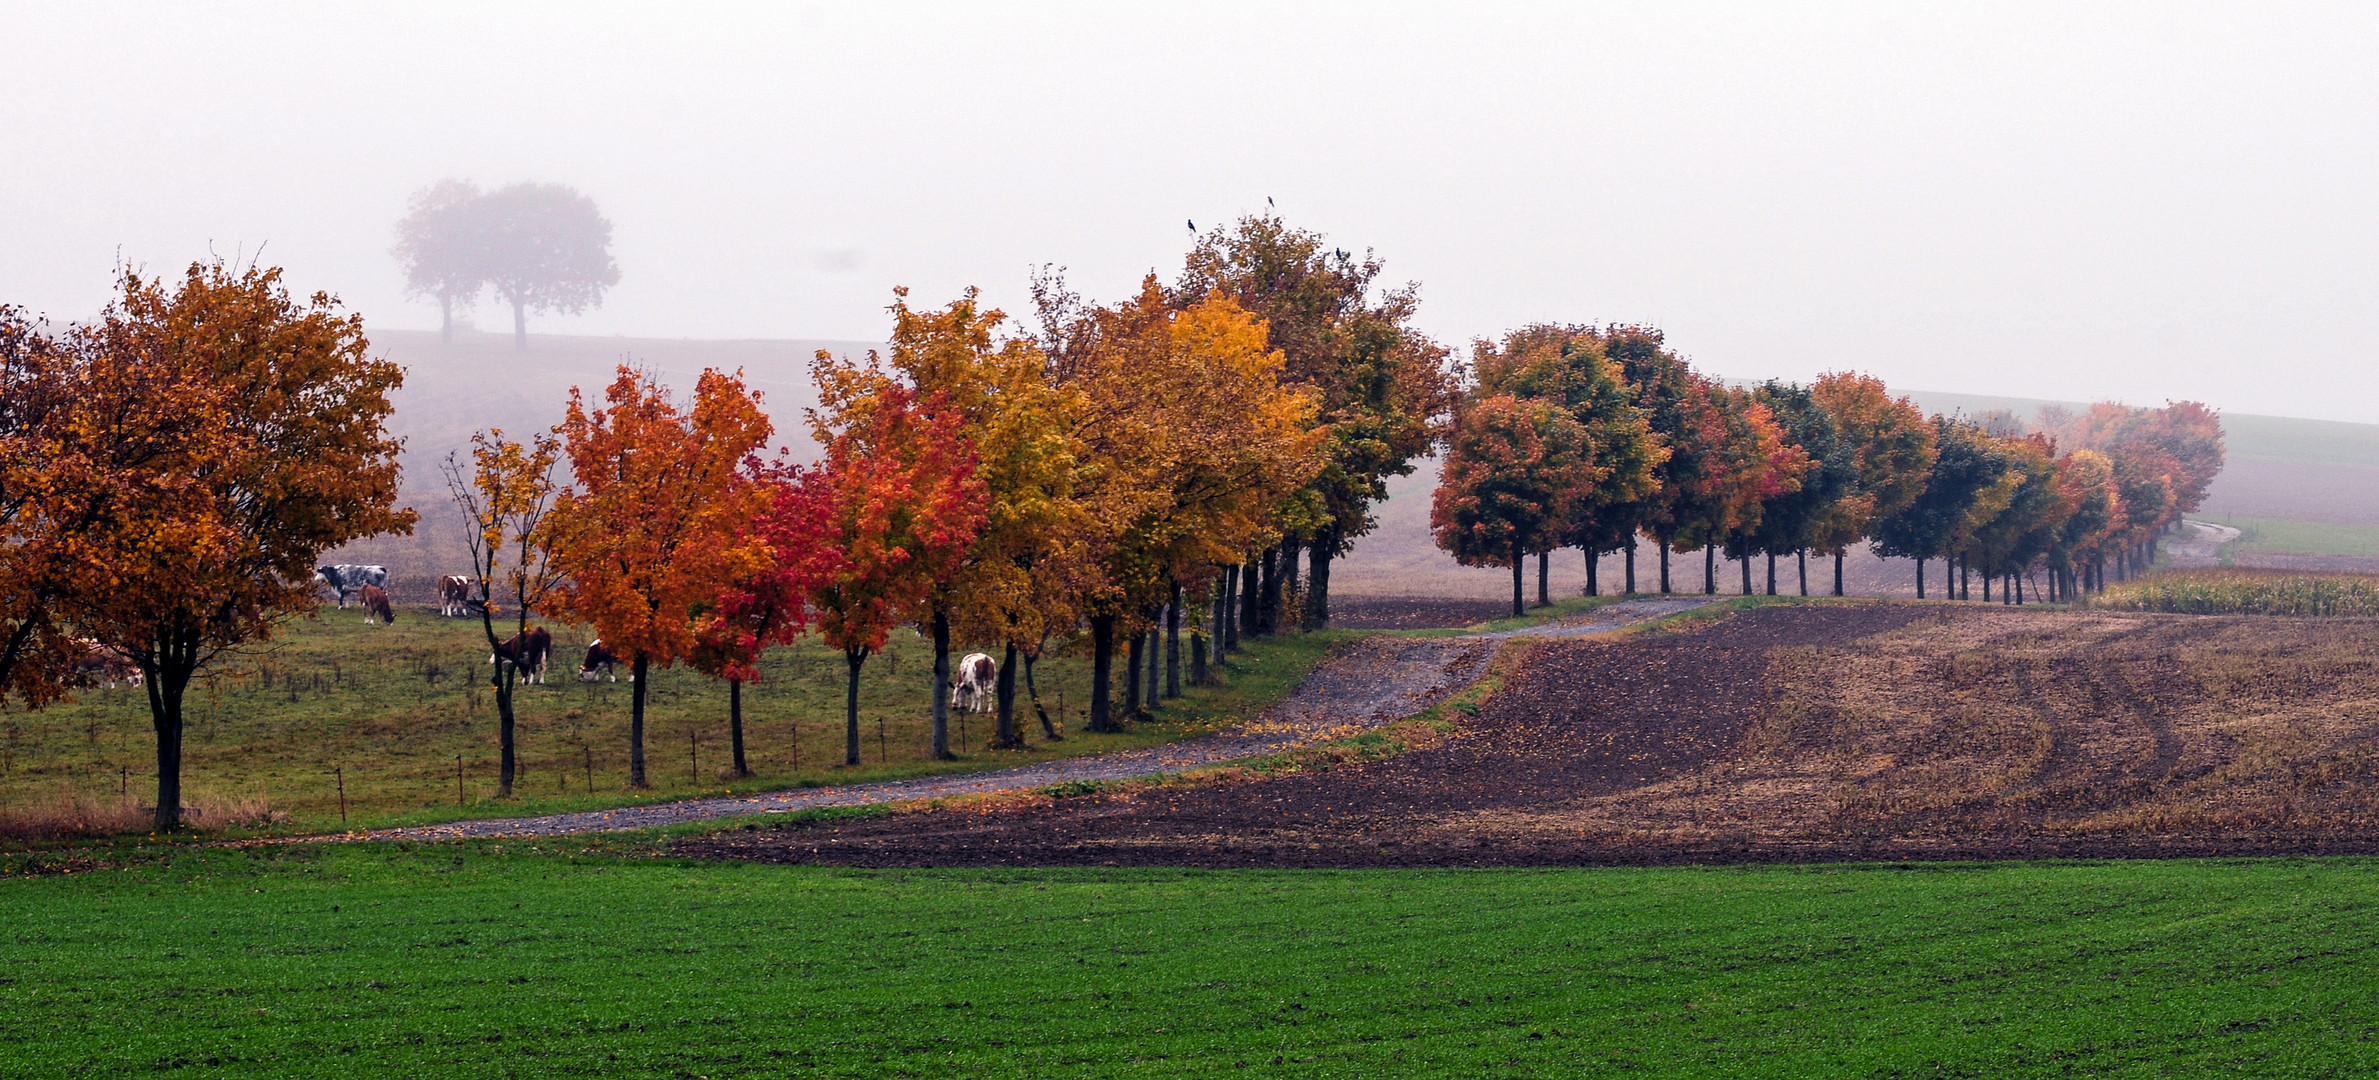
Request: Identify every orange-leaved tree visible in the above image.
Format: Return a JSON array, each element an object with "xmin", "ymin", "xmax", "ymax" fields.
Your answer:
[
  {"xmin": 1431, "ymin": 392, "xmax": 1599, "ymax": 617},
  {"xmin": 59, "ymin": 263, "xmax": 415, "ymax": 830},
  {"xmin": 546, "ymin": 366, "xmax": 775, "ymax": 788},
  {"xmin": 441, "ymin": 427, "xmax": 567, "ymax": 797},
  {"xmin": 1807, "ymin": 372, "xmax": 1937, "ymax": 595},
  {"xmin": 806, "ymin": 358, "xmax": 985, "ymax": 765},
  {"xmin": 688, "ymin": 459, "xmax": 843, "ymax": 777}
]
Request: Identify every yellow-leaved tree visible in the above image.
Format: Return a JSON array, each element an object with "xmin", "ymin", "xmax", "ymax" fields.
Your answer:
[{"xmin": 1040, "ymin": 277, "xmax": 1324, "ymax": 732}]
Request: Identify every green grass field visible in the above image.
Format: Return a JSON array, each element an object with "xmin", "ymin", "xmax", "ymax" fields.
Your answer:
[
  {"xmin": 2203, "ymin": 516, "xmax": 2379, "ymax": 559},
  {"xmin": 0, "ymin": 608, "xmax": 1342, "ymax": 838},
  {"xmin": 4, "ymin": 844, "xmax": 2375, "ymax": 1077}
]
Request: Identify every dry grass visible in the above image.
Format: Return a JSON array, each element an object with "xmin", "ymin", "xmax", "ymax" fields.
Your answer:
[
  {"xmin": 0, "ymin": 787, "xmax": 289, "ymax": 842},
  {"xmin": 2092, "ymin": 567, "xmax": 2379, "ymax": 615}
]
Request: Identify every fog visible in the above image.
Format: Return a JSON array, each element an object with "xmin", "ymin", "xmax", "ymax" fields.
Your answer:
[{"xmin": 6, "ymin": 3, "xmax": 2378, "ymax": 421}]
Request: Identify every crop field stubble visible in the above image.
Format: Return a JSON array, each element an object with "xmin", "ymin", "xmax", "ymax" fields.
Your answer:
[
  {"xmin": 0, "ymin": 602, "xmax": 1341, "ymax": 840},
  {"xmin": 686, "ymin": 601, "xmax": 2379, "ymax": 866}
]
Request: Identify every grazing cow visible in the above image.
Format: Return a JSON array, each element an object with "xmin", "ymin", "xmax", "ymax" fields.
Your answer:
[
  {"xmin": 579, "ymin": 638, "xmax": 626, "ymax": 683},
  {"xmin": 359, "ymin": 585, "xmax": 395, "ymax": 625},
  {"xmin": 488, "ymin": 626, "xmax": 553, "ymax": 684},
  {"xmin": 312, "ymin": 564, "xmax": 389, "ymax": 608},
  {"xmin": 70, "ymin": 638, "xmax": 143, "ymax": 689},
  {"xmin": 437, "ymin": 575, "xmax": 473, "ymax": 617},
  {"xmin": 950, "ymin": 652, "xmax": 996, "ymax": 713}
]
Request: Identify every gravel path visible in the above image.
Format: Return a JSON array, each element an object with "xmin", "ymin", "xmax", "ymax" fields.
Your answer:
[
  {"xmin": 329, "ymin": 597, "xmax": 1713, "ymax": 842},
  {"xmin": 2167, "ymin": 519, "xmax": 2241, "ymax": 568}
]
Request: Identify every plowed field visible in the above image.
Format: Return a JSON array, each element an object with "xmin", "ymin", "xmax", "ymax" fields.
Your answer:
[{"xmin": 680, "ymin": 603, "xmax": 2379, "ymax": 866}]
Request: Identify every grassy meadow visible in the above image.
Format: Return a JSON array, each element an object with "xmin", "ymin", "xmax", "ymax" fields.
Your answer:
[
  {"xmin": 0, "ymin": 603, "xmax": 1344, "ymax": 839},
  {"xmin": 2204, "ymin": 515, "xmax": 2379, "ymax": 559},
  {"xmin": 2091, "ymin": 567, "xmax": 2379, "ymax": 616},
  {"xmin": 5, "ymin": 843, "xmax": 2377, "ymax": 1077}
]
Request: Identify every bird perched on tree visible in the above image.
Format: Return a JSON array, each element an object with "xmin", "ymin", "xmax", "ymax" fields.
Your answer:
[{"xmin": 1187, "ymin": 219, "xmax": 1196, "ymax": 232}]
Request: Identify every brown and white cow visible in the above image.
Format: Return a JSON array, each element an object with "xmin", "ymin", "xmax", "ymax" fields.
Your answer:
[
  {"xmin": 359, "ymin": 585, "xmax": 396, "ymax": 625},
  {"xmin": 437, "ymin": 575, "xmax": 473, "ymax": 617},
  {"xmin": 70, "ymin": 638, "xmax": 143, "ymax": 689},
  {"xmin": 579, "ymin": 638, "xmax": 626, "ymax": 683},
  {"xmin": 950, "ymin": 652, "xmax": 996, "ymax": 713},
  {"xmin": 489, "ymin": 626, "xmax": 553, "ymax": 684}
]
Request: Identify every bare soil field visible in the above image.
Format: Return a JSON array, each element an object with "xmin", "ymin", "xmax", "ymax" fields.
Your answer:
[{"xmin": 681, "ymin": 603, "xmax": 2379, "ymax": 866}]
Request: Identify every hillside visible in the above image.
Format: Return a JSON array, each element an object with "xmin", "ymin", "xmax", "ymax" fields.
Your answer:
[{"xmin": 328, "ymin": 328, "xmax": 875, "ymax": 577}]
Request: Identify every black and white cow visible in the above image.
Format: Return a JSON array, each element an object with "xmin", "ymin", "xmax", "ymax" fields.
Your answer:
[
  {"xmin": 579, "ymin": 638, "xmax": 626, "ymax": 683},
  {"xmin": 489, "ymin": 626, "xmax": 553, "ymax": 684},
  {"xmin": 313, "ymin": 564, "xmax": 389, "ymax": 608},
  {"xmin": 950, "ymin": 652, "xmax": 996, "ymax": 713}
]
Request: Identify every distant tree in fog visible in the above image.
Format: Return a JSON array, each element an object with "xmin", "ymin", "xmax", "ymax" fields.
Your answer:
[
  {"xmin": 392, "ymin": 179, "xmax": 488, "ymax": 344},
  {"xmin": 479, "ymin": 183, "xmax": 621, "ymax": 350}
]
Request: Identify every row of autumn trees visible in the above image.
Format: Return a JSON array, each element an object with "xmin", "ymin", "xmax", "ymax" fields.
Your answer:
[
  {"xmin": 459, "ymin": 216, "xmax": 1456, "ymax": 796},
  {"xmin": 0, "ymin": 217, "xmax": 1455, "ymax": 828},
  {"xmin": 1433, "ymin": 324, "xmax": 2225, "ymax": 614}
]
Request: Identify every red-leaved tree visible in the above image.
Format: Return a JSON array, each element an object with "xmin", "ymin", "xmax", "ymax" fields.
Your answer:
[
  {"xmin": 688, "ymin": 460, "xmax": 843, "ymax": 777},
  {"xmin": 806, "ymin": 362, "xmax": 985, "ymax": 766}
]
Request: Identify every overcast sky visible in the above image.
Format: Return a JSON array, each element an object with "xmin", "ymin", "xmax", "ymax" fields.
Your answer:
[{"xmin": 6, "ymin": 2, "xmax": 2377, "ymax": 421}]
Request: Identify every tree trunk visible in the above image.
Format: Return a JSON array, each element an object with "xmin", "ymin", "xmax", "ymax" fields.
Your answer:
[
  {"xmin": 1833, "ymin": 550, "xmax": 1845, "ymax": 597},
  {"xmin": 1960, "ymin": 557, "xmax": 1970, "ymax": 600},
  {"xmin": 1089, "ymin": 614, "xmax": 1118, "ymax": 732},
  {"xmin": 1738, "ymin": 551, "xmax": 1751, "ymax": 595},
  {"xmin": 1257, "ymin": 544, "xmax": 1283, "ymax": 635},
  {"xmin": 1222, "ymin": 564, "xmax": 1241, "ymax": 655},
  {"xmin": 993, "ymin": 642, "xmax": 1021, "ymax": 749},
  {"xmin": 497, "ymin": 661, "xmax": 517, "ymax": 797},
  {"xmin": 1124, "ymin": 620, "xmax": 1145, "ymax": 717},
  {"xmin": 1535, "ymin": 548, "xmax": 1551, "ymax": 608},
  {"xmin": 1982, "ymin": 566, "xmax": 1992, "ymax": 603},
  {"xmin": 930, "ymin": 608, "xmax": 953, "ymax": 760},
  {"xmin": 1625, "ymin": 538, "xmax": 1637, "ymax": 594},
  {"xmin": 1916, "ymin": 556, "xmax": 1927, "ymax": 599},
  {"xmin": 629, "ymin": 652, "xmax": 651, "ymax": 787},
  {"xmin": 140, "ymin": 620, "xmax": 199, "ymax": 831},
  {"xmin": 1241, "ymin": 552, "xmax": 1262, "ymax": 642},
  {"xmin": 511, "ymin": 297, "xmax": 528, "ymax": 351},
  {"xmin": 1280, "ymin": 536, "xmax": 1301, "ymax": 629},
  {"xmin": 440, "ymin": 295, "xmax": 454, "ymax": 345},
  {"xmin": 1585, "ymin": 548, "xmax": 1599, "ymax": 597},
  {"xmin": 1766, "ymin": 552, "xmax": 1777, "ymax": 596},
  {"xmin": 729, "ymin": 678, "xmax": 749, "ymax": 777},
  {"xmin": 1165, "ymin": 581, "xmax": 1182, "ymax": 699},
  {"xmin": 1658, "ymin": 536, "xmax": 1672, "ymax": 593},
  {"xmin": 1190, "ymin": 619, "xmax": 1208, "ymax": 688},
  {"xmin": 1306, "ymin": 536, "xmax": 1335, "ymax": 628},
  {"xmin": 1024, "ymin": 649, "xmax": 1062, "ymax": 740},
  {"xmin": 1509, "ymin": 536, "xmax": 1525, "ymax": 618},
  {"xmin": 1704, "ymin": 542, "xmax": 1717, "ymax": 595},
  {"xmin": 1146, "ymin": 625, "xmax": 1161, "ymax": 709},
  {"xmin": 843, "ymin": 646, "xmax": 866, "ymax": 765}
]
